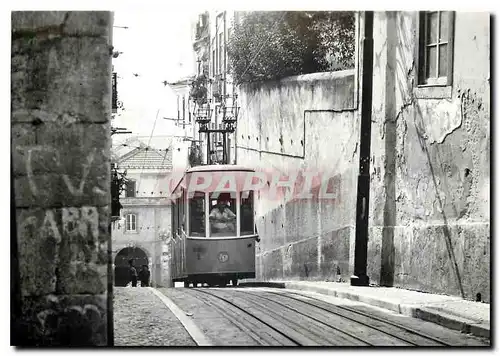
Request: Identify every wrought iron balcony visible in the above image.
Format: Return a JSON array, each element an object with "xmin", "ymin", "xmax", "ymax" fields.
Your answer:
[{"xmin": 195, "ymin": 103, "xmax": 213, "ymax": 132}]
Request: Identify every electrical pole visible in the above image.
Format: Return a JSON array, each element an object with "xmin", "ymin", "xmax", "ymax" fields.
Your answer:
[{"xmin": 351, "ymin": 11, "xmax": 374, "ymax": 287}]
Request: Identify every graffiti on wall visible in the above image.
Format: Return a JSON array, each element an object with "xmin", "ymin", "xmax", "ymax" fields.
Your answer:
[
  {"xmin": 18, "ymin": 206, "xmax": 105, "ymax": 261},
  {"xmin": 31, "ymin": 294, "xmax": 106, "ymax": 345},
  {"xmin": 18, "ymin": 145, "xmax": 102, "ymax": 197}
]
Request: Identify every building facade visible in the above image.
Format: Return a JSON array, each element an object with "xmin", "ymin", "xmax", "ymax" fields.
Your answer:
[
  {"xmin": 367, "ymin": 11, "xmax": 490, "ymax": 300},
  {"xmin": 111, "ymin": 137, "xmax": 174, "ymax": 287},
  {"xmin": 187, "ymin": 10, "xmax": 239, "ymax": 165}
]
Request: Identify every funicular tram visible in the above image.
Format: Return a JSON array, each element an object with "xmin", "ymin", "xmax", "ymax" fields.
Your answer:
[{"xmin": 170, "ymin": 165, "xmax": 259, "ymax": 287}]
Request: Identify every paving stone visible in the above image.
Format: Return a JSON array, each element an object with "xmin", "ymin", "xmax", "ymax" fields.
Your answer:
[{"xmin": 113, "ymin": 287, "xmax": 196, "ymax": 346}]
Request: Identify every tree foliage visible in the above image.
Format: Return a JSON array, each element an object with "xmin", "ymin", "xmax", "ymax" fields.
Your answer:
[
  {"xmin": 188, "ymin": 143, "xmax": 203, "ymax": 167},
  {"xmin": 189, "ymin": 73, "xmax": 208, "ymax": 105},
  {"xmin": 227, "ymin": 11, "xmax": 355, "ymax": 84}
]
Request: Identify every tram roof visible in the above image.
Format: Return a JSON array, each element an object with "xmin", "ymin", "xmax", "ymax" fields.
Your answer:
[
  {"xmin": 171, "ymin": 164, "xmax": 256, "ymax": 194},
  {"xmin": 185, "ymin": 164, "xmax": 255, "ymax": 173}
]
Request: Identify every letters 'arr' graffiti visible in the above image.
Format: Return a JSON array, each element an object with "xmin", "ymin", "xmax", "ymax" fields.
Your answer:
[
  {"xmin": 18, "ymin": 145, "xmax": 99, "ymax": 197},
  {"xmin": 19, "ymin": 206, "xmax": 104, "ymax": 264},
  {"xmin": 20, "ymin": 206, "xmax": 99, "ymax": 239}
]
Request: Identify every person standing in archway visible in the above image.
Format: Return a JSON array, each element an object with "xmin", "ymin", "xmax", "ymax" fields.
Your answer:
[
  {"xmin": 129, "ymin": 259, "xmax": 138, "ymax": 287},
  {"xmin": 139, "ymin": 265, "xmax": 150, "ymax": 287}
]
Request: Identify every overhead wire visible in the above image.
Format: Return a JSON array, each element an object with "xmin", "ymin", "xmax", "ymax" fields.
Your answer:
[
  {"xmin": 135, "ymin": 109, "xmax": 161, "ymax": 193},
  {"xmin": 117, "ymin": 13, "xmax": 288, "ymax": 200},
  {"xmin": 150, "ymin": 149, "xmax": 172, "ymax": 197},
  {"xmin": 112, "ymin": 143, "xmax": 170, "ymax": 152}
]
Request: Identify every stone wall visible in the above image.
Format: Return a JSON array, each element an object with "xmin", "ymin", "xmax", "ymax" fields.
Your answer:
[
  {"xmin": 236, "ymin": 12, "xmax": 490, "ymax": 303},
  {"xmin": 368, "ymin": 12, "xmax": 490, "ymax": 301},
  {"xmin": 236, "ymin": 70, "xmax": 360, "ymax": 282},
  {"xmin": 11, "ymin": 11, "xmax": 113, "ymax": 345}
]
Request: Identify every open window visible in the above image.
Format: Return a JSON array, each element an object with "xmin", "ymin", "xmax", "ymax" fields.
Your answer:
[
  {"xmin": 171, "ymin": 201, "xmax": 177, "ymax": 239},
  {"xmin": 209, "ymin": 192, "xmax": 236, "ymax": 237},
  {"xmin": 189, "ymin": 191, "xmax": 206, "ymax": 237},
  {"xmin": 240, "ymin": 190, "xmax": 254, "ymax": 236},
  {"xmin": 179, "ymin": 190, "xmax": 186, "ymax": 235}
]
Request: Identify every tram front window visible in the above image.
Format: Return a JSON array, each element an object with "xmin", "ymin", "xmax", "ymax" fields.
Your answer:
[
  {"xmin": 209, "ymin": 193, "xmax": 236, "ymax": 237},
  {"xmin": 189, "ymin": 191, "xmax": 205, "ymax": 237}
]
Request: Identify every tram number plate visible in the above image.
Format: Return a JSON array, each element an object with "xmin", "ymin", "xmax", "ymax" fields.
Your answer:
[{"xmin": 218, "ymin": 251, "xmax": 229, "ymax": 263}]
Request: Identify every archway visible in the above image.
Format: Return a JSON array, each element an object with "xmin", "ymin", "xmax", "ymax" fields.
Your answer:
[{"xmin": 114, "ymin": 247, "xmax": 149, "ymax": 286}]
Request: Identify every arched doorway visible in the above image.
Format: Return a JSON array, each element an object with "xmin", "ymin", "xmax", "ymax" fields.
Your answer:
[{"xmin": 114, "ymin": 247, "xmax": 149, "ymax": 286}]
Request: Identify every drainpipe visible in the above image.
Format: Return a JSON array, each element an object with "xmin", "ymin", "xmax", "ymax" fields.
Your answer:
[{"xmin": 351, "ymin": 11, "xmax": 374, "ymax": 287}]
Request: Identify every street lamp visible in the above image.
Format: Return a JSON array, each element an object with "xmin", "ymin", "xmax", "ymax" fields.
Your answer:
[
  {"xmin": 220, "ymin": 105, "xmax": 239, "ymax": 133},
  {"xmin": 195, "ymin": 104, "xmax": 213, "ymax": 132}
]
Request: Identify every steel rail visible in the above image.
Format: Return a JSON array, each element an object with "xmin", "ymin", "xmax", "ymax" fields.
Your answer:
[
  {"xmin": 203, "ymin": 289, "xmax": 370, "ymax": 346},
  {"xmin": 263, "ymin": 290, "xmax": 454, "ymax": 346},
  {"xmin": 190, "ymin": 289, "xmax": 302, "ymax": 346},
  {"xmin": 227, "ymin": 289, "xmax": 376, "ymax": 346},
  {"xmin": 183, "ymin": 289, "xmax": 281, "ymax": 346},
  {"xmin": 243, "ymin": 290, "xmax": 423, "ymax": 346}
]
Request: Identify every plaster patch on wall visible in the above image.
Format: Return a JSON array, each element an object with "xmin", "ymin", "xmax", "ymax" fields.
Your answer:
[{"xmin": 419, "ymin": 99, "xmax": 462, "ymax": 144}]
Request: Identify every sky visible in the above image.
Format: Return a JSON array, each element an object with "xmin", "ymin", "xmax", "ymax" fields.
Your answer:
[{"xmin": 111, "ymin": 9, "xmax": 200, "ymax": 143}]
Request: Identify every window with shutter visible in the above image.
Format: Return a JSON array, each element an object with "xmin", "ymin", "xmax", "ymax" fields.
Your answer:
[
  {"xmin": 126, "ymin": 180, "xmax": 136, "ymax": 198},
  {"xmin": 126, "ymin": 214, "xmax": 137, "ymax": 232}
]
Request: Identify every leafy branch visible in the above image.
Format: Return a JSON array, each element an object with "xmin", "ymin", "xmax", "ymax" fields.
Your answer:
[
  {"xmin": 227, "ymin": 11, "xmax": 355, "ymax": 84},
  {"xmin": 189, "ymin": 73, "xmax": 208, "ymax": 105}
]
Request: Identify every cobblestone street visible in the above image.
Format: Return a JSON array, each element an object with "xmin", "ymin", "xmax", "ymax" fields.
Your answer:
[{"xmin": 113, "ymin": 287, "xmax": 196, "ymax": 346}]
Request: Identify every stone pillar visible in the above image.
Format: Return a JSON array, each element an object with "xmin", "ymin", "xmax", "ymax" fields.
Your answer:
[
  {"xmin": 11, "ymin": 11, "xmax": 113, "ymax": 346},
  {"xmin": 162, "ymin": 240, "xmax": 173, "ymax": 287}
]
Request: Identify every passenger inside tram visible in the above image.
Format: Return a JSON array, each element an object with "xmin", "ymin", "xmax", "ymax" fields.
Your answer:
[{"xmin": 209, "ymin": 196, "xmax": 236, "ymax": 235}]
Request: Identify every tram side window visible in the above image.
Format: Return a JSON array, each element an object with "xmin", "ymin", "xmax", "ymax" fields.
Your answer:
[
  {"xmin": 179, "ymin": 191, "xmax": 186, "ymax": 233},
  {"xmin": 240, "ymin": 191, "xmax": 254, "ymax": 236},
  {"xmin": 209, "ymin": 192, "xmax": 236, "ymax": 237},
  {"xmin": 172, "ymin": 203, "xmax": 178, "ymax": 238},
  {"xmin": 189, "ymin": 191, "xmax": 205, "ymax": 237}
]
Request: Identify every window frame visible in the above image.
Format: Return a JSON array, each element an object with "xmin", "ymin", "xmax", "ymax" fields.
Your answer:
[
  {"xmin": 188, "ymin": 191, "xmax": 206, "ymax": 237},
  {"xmin": 212, "ymin": 49, "xmax": 216, "ymax": 77},
  {"xmin": 208, "ymin": 192, "xmax": 237, "ymax": 238},
  {"xmin": 125, "ymin": 213, "xmax": 137, "ymax": 232},
  {"xmin": 125, "ymin": 179, "xmax": 136, "ymax": 198},
  {"xmin": 416, "ymin": 11, "xmax": 455, "ymax": 88},
  {"xmin": 218, "ymin": 32, "xmax": 224, "ymax": 74},
  {"xmin": 239, "ymin": 190, "xmax": 255, "ymax": 237}
]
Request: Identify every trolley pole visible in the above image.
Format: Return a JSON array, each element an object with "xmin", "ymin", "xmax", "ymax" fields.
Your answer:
[{"xmin": 351, "ymin": 11, "xmax": 374, "ymax": 287}]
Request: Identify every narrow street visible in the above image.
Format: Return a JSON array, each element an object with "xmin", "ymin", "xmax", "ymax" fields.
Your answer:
[
  {"xmin": 114, "ymin": 286, "xmax": 490, "ymax": 347},
  {"xmin": 11, "ymin": 10, "xmax": 491, "ymax": 348}
]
